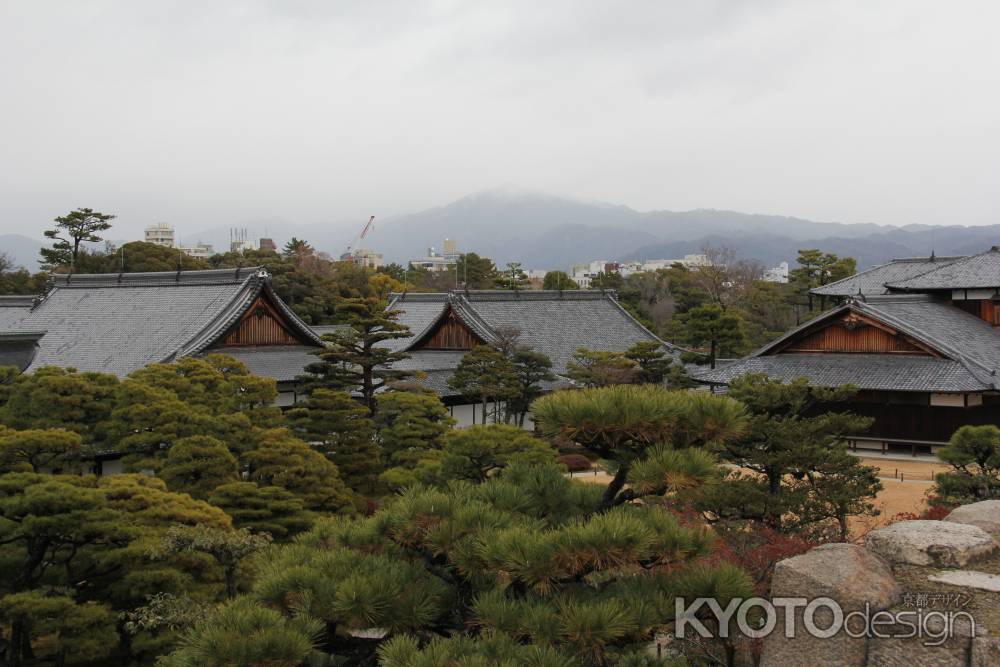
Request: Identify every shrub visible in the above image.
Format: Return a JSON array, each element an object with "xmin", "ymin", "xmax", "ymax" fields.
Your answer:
[{"xmin": 557, "ymin": 454, "xmax": 592, "ymax": 472}]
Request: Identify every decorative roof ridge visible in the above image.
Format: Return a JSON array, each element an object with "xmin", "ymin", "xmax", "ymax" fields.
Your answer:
[
  {"xmin": 450, "ymin": 295, "xmax": 500, "ymax": 343},
  {"xmin": 50, "ymin": 267, "xmax": 265, "ymax": 288},
  {"xmin": 0, "ymin": 295, "xmax": 36, "ymax": 307},
  {"xmin": 859, "ymin": 293, "xmax": 937, "ymax": 303},
  {"xmin": 388, "ymin": 292, "xmax": 449, "ymax": 303},
  {"xmin": 458, "ymin": 289, "xmax": 614, "ymax": 301},
  {"xmin": 175, "ymin": 277, "xmax": 325, "ymax": 359},
  {"xmin": 0, "ymin": 331, "xmax": 46, "ymax": 342}
]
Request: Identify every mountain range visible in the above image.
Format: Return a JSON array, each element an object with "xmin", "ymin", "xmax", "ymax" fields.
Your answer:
[{"xmin": 4, "ymin": 191, "xmax": 999, "ymax": 272}]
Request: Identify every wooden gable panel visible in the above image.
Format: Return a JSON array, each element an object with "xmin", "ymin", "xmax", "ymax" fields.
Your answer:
[
  {"xmin": 414, "ymin": 308, "xmax": 483, "ymax": 350},
  {"xmin": 215, "ymin": 295, "xmax": 302, "ymax": 347},
  {"xmin": 777, "ymin": 313, "xmax": 934, "ymax": 356}
]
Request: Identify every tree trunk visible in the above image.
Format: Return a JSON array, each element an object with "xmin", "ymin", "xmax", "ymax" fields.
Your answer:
[
  {"xmin": 600, "ymin": 465, "xmax": 630, "ymax": 510},
  {"xmin": 710, "ymin": 339, "xmax": 717, "ymax": 369},
  {"xmin": 225, "ymin": 566, "xmax": 238, "ymax": 599}
]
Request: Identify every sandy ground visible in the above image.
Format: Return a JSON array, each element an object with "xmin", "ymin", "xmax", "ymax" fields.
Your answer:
[{"xmin": 570, "ymin": 456, "xmax": 950, "ymax": 537}]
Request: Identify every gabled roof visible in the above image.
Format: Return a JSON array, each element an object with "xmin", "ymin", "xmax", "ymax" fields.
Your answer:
[
  {"xmin": 697, "ymin": 294, "xmax": 1000, "ymax": 392},
  {"xmin": 387, "ymin": 290, "xmax": 677, "ymax": 373},
  {"xmin": 1, "ymin": 268, "xmax": 323, "ymax": 377},
  {"xmin": 380, "ymin": 290, "xmax": 677, "ymax": 397},
  {"xmin": 810, "ymin": 255, "xmax": 962, "ymax": 297},
  {"xmin": 885, "ymin": 247, "xmax": 1000, "ymax": 291}
]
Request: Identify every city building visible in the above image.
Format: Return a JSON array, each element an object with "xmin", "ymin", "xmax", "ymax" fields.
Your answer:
[
  {"xmin": 382, "ymin": 290, "xmax": 681, "ymax": 426},
  {"xmin": 410, "ymin": 241, "xmax": 459, "ymax": 272},
  {"xmin": 179, "ymin": 242, "xmax": 215, "ymax": 260},
  {"xmin": 763, "ymin": 261, "xmax": 789, "ymax": 283},
  {"xmin": 144, "ymin": 223, "xmax": 175, "ymax": 248},
  {"xmin": 349, "ymin": 248, "xmax": 384, "ymax": 270},
  {"xmin": 697, "ymin": 248, "xmax": 1000, "ymax": 456},
  {"xmin": 259, "ymin": 238, "xmax": 277, "ymax": 252}
]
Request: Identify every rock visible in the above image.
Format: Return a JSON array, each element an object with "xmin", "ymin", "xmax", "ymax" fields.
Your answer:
[
  {"xmin": 867, "ymin": 611, "xmax": 979, "ymax": 666},
  {"xmin": 770, "ymin": 543, "xmax": 901, "ymax": 610},
  {"xmin": 927, "ymin": 569, "xmax": 1000, "ymax": 593},
  {"xmin": 865, "ymin": 520, "xmax": 998, "ymax": 567},
  {"xmin": 944, "ymin": 500, "xmax": 1000, "ymax": 537},
  {"xmin": 971, "ymin": 635, "xmax": 1000, "ymax": 667},
  {"xmin": 760, "ymin": 543, "xmax": 900, "ymax": 667}
]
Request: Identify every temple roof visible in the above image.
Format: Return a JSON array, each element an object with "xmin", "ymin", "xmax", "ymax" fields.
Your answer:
[
  {"xmin": 885, "ymin": 247, "xmax": 1000, "ymax": 291},
  {"xmin": 382, "ymin": 290, "xmax": 676, "ymax": 396},
  {"xmin": 697, "ymin": 294, "xmax": 1000, "ymax": 392},
  {"xmin": 810, "ymin": 255, "xmax": 962, "ymax": 297},
  {"xmin": 0, "ymin": 268, "xmax": 322, "ymax": 377}
]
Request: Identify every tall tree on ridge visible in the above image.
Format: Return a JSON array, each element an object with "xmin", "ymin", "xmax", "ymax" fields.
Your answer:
[
  {"xmin": 40, "ymin": 207, "xmax": 116, "ymax": 271},
  {"xmin": 299, "ymin": 296, "xmax": 413, "ymax": 414}
]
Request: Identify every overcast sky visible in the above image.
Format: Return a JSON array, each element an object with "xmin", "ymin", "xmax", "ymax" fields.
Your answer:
[{"xmin": 2, "ymin": 0, "xmax": 999, "ymax": 240}]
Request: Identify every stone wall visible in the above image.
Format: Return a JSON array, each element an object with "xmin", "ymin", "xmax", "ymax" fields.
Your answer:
[{"xmin": 760, "ymin": 500, "xmax": 1000, "ymax": 667}]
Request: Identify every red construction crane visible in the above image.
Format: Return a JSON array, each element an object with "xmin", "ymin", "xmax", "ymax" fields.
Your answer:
[{"xmin": 341, "ymin": 215, "xmax": 376, "ymax": 260}]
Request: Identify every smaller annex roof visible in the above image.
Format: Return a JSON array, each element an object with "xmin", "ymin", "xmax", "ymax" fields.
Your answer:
[
  {"xmin": 696, "ymin": 294, "xmax": 1000, "ymax": 392},
  {"xmin": 0, "ymin": 295, "xmax": 35, "ymax": 330},
  {"xmin": 885, "ymin": 247, "xmax": 1000, "ymax": 291},
  {"xmin": 810, "ymin": 255, "xmax": 962, "ymax": 297},
  {"xmin": 2, "ymin": 268, "xmax": 323, "ymax": 377},
  {"xmin": 379, "ymin": 290, "xmax": 677, "ymax": 398},
  {"xmin": 386, "ymin": 290, "xmax": 678, "ymax": 373}
]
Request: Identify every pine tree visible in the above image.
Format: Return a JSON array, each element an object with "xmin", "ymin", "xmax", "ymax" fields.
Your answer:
[
  {"xmin": 209, "ymin": 482, "xmax": 314, "ymax": 540},
  {"xmin": 40, "ymin": 207, "xmax": 116, "ymax": 270},
  {"xmin": 299, "ymin": 296, "xmax": 414, "ymax": 414},
  {"xmin": 564, "ymin": 347, "xmax": 639, "ymax": 387},
  {"xmin": 158, "ymin": 435, "xmax": 239, "ymax": 500},
  {"xmin": 287, "ymin": 389, "xmax": 380, "ymax": 493},
  {"xmin": 242, "ymin": 428, "xmax": 357, "ymax": 514},
  {"xmin": 448, "ymin": 345, "xmax": 518, "ymax": 423},
  {"xmin": 375, "ymin": 392, "xmax": 454, "ymax": 470}
]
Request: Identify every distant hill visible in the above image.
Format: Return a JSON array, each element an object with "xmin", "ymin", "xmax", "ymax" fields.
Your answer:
[
  {"xmin": 360, "ymin": 190, "xmax": 998, "ymax": 270},
  {"xmin": 0, "ymin": 234, "xmax": 43, "ymax": 272},
  {"xmin": 30, "ymin": 190, "xmax": 997, "ymax": 273}
]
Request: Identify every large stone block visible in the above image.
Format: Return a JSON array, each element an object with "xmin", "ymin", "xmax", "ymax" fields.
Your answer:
[
  {"xmin": 867, "ymin": 611, "xmax": 979, "ymax": 666},
  {"xmin": 944, "ymin": 500, "xmax": 1000, "ymax": 538},
  {"xmin": 865, "ymin": 520, "xmax": 998, "ymax": 568},
  {"xmin": 760, "ymin": 543, "xmax": 900, "ymax": 667}
]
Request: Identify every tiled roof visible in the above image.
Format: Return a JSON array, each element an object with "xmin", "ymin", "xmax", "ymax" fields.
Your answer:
[
  {"xmin": 213, "ymin": 345, "xmax": 319, "ymax": 383},
  {"xmin": 811, "ymin": 256, "xmax": 962, "ymax": 296},
  {"xmin": 387, "ymin": 290, "xmax": 677, "ymax": 374},
  {"xmin": 0, "ymin": 268, "xmax": 322, "ymax": 378},
  {"xmin": 885, "ymin": 247, "xmax": 1000, "ymax": 291},
  {"xmin": 697, "ymin": 293, "xmax": 1000, "ymax": 392},
  {"xmin": 379, "ymin": 290, "xmax": 674, "ymax": 397},
  {"xmin": 696, "ymin": 354, "xmax": 989, "ymax": 392},
  {"xmin": 0, "ymin": 295, "xmax": 34, "ymax": 330}
]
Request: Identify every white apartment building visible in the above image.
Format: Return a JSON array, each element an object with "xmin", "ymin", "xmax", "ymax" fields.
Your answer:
[
  {"xmin": 144, "ymin": 223, "xmax": 175, "ymax": 248},
  {"xmin": 179, "ymin": 242, "xmax": 215, "ymax": 260}
]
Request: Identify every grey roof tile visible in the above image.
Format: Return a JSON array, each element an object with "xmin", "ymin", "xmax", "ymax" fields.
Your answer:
[
  {"xmin": 1, "ymin": 268, "xmax": 322, "ymax": 378},
  {"xmin": 811, "ymin": 256, "xmax": 962, "ymax": 296},
  {"xmin": 695, "ymin": 354, "xmax": 989, "ymax": 392},
  {"xmin": 699, "ymin": 293, "xmax": 1000, "ymax": 392},
  {"xmin": 381, "ymin": 290, "xmax": 673, "ymax": 396},
  {"xmin": 214, "ymin": 345, "xmax": 319, "ymax": 383},
  {"xmin": 886, "ymin": 247, "xmax": 1000, "ymax": 291},
  {"xmin": 0, "ymin": 296, "xmax": 33, "ymax": 330}
]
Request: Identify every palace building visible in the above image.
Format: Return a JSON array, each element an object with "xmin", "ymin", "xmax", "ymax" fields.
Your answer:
[
  {"xmin": 0, "ymin": 268, "xmax": 325, "ymax": 405},
  {"xmin": 381, "ymin": 290, "xmax": 679, "ymax": 426},
  {"xmin": 698, "ymin": 247, "xmax": 1000, "ymax": 456}
]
